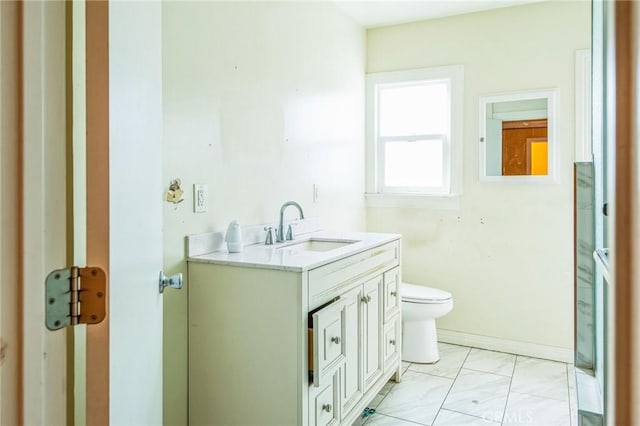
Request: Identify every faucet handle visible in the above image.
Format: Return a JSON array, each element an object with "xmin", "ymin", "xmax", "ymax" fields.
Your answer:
[
  {"xmin": 286, "ymin": 223, "xmax": 298, "ymax": 241},
  {"xmin": 264, "ymin": 226, "xmax": 275, "ymax": 245}
]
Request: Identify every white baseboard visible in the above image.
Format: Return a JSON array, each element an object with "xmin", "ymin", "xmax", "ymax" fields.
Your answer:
[{"xmin": 437, "ymin": 328, "xmax": 574, "ymax": 363}]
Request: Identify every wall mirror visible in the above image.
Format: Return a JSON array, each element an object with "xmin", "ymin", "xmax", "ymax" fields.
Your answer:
[{"xmin": 479, "ymin": 88, "xmax": 558, "ymax": 182}]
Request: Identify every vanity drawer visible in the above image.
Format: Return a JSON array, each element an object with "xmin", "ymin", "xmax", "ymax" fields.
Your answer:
[
  {"xmin": 383, "ymin": 316, "xmax": 400, "ymax": 368},
  {"xmin": 309, "ymin": 241, "xmax": 399, "ymax": 310},
  {"xmin": 383, "ymin": 267, "xmax": 400, "ymax": 323},
  {"xmin": 309, "ymin": 298, "xmax": 346, "ymax": 389},
  {"xmin": 312, "ymin": 371, "xmax": 340, "ymax": 426}
]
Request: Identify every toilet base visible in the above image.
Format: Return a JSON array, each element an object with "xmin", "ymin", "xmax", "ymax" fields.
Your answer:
[{"xmin": 402, "ymin": 319, "xmax": 440, "ymax": 363}]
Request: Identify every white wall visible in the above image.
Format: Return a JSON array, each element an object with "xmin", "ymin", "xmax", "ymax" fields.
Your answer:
[
  {"xmin": 366, "ymin": 2, "xmax": 590, "ymax": 354},
  {"xmin": 161, "ymin": 3, "xmax": 366, "ymax": 424}
]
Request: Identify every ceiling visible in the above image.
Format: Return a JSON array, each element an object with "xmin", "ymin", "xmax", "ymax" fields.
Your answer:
[{"xmin": 333, "ymin": 0, "xmax": 545, "ymax": 28}]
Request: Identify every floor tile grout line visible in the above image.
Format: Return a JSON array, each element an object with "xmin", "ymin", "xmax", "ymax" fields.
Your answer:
[
  {"xmin": 505, "ymin": 355, "xmax": 573, "ymax": 401},
  {"xmin": 370, "ymin": 345, "xmax": 575, "ymax": 426},
  {"xmin": 364, "ymin": 382, "xmax": 428, "ymax": 426},
  {"xmin": 457, "ymin": 367, "xmax": 517, "ymax": 381},
  {"xmin": 431, "ymin": 346, "xmax": 472, "ymax": 424},
  {"xmin": 507, "ymin": 389, "xmax": 571, "ymax": 402},
  {"xmin": 373, "ymin": 360, "xmax": 456, "ymax": 424},
  {"xmin": 365, "ymin": 362, "xmax": 411, "ymax": 424},
  {"xmin": 366, "ymin": 412, "xmax": 427, "ymax": 425},
  {"xmin": 369, "ymin": 382, "xmax": 395, "ymax": 419},
  {"xmin": 404, "ymin": 369, "xmax": 460, "ymax": 380},
  {"xmin": 461, "ymin": 366, "xmax": 514, "ymax": 378},
  {"xmin": 499, "ymin": 353, "xmax": 519, "ymax": 425},
  {"xmin": 438, "ymin": 407, "xmax": 501, "ymax": 424}
]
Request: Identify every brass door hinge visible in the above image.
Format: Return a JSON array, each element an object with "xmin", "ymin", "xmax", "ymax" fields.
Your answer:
[{"xmin": 45, "ymin": 267, "xmax": 106, "ymax": 331}]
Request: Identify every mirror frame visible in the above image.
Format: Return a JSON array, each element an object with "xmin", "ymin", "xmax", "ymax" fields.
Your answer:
[{"xmin": 478, "ymin": 88, "xmax": 558, "ymax": 183}]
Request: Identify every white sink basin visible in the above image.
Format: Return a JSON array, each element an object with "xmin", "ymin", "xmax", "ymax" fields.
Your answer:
[{"xmin": 277, "ymin": 238, "xmax": 360, "ymax": 252}]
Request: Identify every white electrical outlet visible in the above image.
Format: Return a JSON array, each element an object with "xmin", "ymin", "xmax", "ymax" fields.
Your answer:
[{"xmin": 194, "ymin": 183, "xmax": 208, "ymax": 213}]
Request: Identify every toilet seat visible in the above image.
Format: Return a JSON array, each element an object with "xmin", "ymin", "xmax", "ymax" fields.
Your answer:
[{"xmin": 401, "ymin": 282, "xmax": 452, "ymax": 304}]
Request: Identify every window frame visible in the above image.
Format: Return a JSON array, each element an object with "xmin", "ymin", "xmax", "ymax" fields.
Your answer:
[{"xmin": 365, "ymin": 65, "xmax": 464, "ymax": 207}]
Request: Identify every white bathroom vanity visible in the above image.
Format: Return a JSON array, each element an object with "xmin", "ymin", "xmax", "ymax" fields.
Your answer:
[{"xmin": 187, "ymin": 228, "xmax": 402, "ymax": 425}]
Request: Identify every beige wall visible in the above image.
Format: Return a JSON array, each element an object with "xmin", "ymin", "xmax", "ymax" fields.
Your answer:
[
  {"xmin": 161, "ymin": 2, "xmax": 366, "ymax": 424},
  {"xmin": 366, "ymin": 2, "xmax": 590, "ymax": 351}
]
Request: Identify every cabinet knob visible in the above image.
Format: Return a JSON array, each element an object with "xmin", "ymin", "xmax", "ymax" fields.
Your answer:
[
  {"xmin": 389, "ymin": 339, "xmax": 396, "ymax": 345},
  {"xmin": 361, "ymin": 296, "xmax": 368, "ymax": 304},
  {"xmin": 331, "ymin": 336, "xmax": 341, "ymax": 344},
  {"xmin": 367, "ymin": 295, "xmax": 372, "ymax": 302},
  {"xmin": 322, "ymin": 403, "xmax": 332, "ymax": 412},
  {"xmin": 390, "ymin": 291, "xmax": 397, "ymax": 297}
]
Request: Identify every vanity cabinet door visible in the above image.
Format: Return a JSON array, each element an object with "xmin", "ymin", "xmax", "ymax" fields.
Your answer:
[
  {"xmin": 312, "ymin": 300, "xmax": 346, "ymax": 389},
  {"xmin": 383, "ymin": 267, "xmax": 400, "ymax": 323},
  {"xmin": 339, "ymin": 286, "xmax": 363, "ymax": 419},
  {"xmin": 363, "ymin": 276, "xmax": 383, "ymax": 390}
]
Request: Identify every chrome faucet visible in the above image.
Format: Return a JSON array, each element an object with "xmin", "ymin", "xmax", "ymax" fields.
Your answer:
[{"xmin": 277, "ymin": 201, "xmax": 305, "ymax": 243}]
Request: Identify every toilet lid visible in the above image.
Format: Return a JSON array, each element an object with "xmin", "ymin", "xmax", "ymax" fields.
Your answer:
[{"xmin": 401, "ymin": 282, "xmax": 452, "ymax": 303}]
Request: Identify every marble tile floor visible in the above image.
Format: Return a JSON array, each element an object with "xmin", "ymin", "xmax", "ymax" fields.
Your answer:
[{"xmin": 354, "ymin": 343, "xmax": 577, "ymax": 426}]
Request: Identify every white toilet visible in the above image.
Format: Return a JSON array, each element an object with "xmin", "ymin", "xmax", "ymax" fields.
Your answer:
[{"xmin": 401, "ymin": 282, "xmax": 453, "ymax": 364}]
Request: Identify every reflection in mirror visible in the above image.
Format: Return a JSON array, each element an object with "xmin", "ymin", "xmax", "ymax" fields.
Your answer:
[{"xmin": 479, "ymin": 89, "xmax": 557, "ymax": 182}]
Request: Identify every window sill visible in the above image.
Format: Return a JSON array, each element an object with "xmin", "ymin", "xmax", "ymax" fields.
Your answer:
[{"xmin": 365, "ymin": 193, "xmax": 461, "ymax": 210}]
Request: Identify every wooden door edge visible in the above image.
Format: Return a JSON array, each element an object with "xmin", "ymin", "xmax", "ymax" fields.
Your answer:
[{"xmin": 85, "ymin": 1, "xmax": 110, "ymax": 425}]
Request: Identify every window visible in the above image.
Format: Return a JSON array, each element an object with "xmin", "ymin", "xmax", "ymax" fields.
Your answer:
[{"xmin": 366, "ymin": 66, "xmax": 464, "ymax": 204}]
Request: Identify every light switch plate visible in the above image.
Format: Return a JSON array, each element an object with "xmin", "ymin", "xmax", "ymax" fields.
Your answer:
[{"xmin": 194, "ymin": 184, "xmax": 208, "ymax": 213}]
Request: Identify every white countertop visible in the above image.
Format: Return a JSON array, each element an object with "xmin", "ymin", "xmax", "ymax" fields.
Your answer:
[{"xmin": 187, "ymin": 230, "xmax": 401, "ymax": 272}]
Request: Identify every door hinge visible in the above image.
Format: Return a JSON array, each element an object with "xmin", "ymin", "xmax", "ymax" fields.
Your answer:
[{"xmin": 45, "ymin": 267, "xmax": 107, "ymax": 331}]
